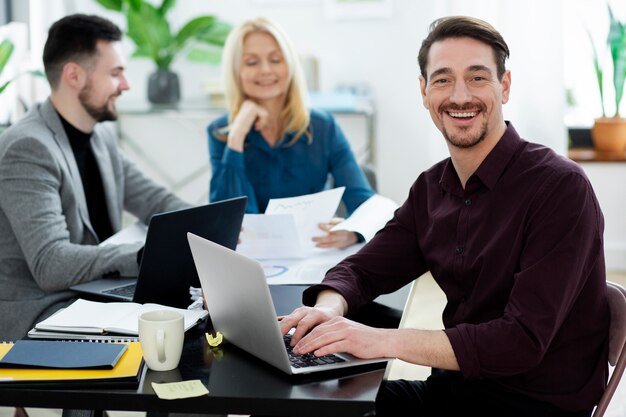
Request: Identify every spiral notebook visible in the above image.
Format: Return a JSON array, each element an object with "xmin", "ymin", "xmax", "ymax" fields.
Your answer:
[{"xmin": 0, "ymin": 341, "xmax": 144, "ymax": 388}]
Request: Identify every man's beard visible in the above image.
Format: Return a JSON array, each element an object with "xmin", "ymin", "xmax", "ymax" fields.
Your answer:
[
  {"xmin": 439, "ymin": 102, "xmax": 488, "ymax": 149},
  {"xmin": 78, "ymin": 82, "xmax": 119, "ymax": 122}
]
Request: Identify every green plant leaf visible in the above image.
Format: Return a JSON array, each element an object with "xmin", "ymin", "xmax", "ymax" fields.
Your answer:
[
  {"xmin": 613, "ymin": 31, "xmax": 626, "ymax": 117},
  {"xmin": 607, "ymin": 4, "xmax": 626, "ymax": 117},
  {"xmin": 196, "ymin": 21, "xmax": 232, "ymax": 46},
  {"xmin": 0, "ymin": 39, "xmax": 15, "ymax": 76},
  {"xmin": 126, "ymin": 1, "xmax": 174, "ymax": 69},
  {"xmin": 94, "ymin": 0, "xmax": 123, "ymax": 11},
  {"xmin": 587, "ymin": 29, "xmax": 605, "ymax": 117},
  {"xmin": 96, "ymin": 0, "xmax": 230, "ymax": 70},
  {"xmin": 186, "ymin": 45, "xmax": 222, "ymax": 65},
  {"xmin": 127, "ymin": 0, "xmax": 142, "ymax": 12},
  {"xmin": 158, "ymin": 0, "xmax": 176, "ymax": 16},
  {"xmin": 0, "ymin": 80, "xmax": 10, "ymax": 94},
  {"xmin": 0, "ymin": 68, "xmax": 45, "ymax": 95},
  {"xmin": 29, "ymin": 69, "xmax": 45, "ymax": 78},
  {"xmin": 130, "ymin": 47, "xmax": 152, "ymax": 59},
  {"xmin": 175, "ymin": 16, "xmax": 216, "ymax": 49}
]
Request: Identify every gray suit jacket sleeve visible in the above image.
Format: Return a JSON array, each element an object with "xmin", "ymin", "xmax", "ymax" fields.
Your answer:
[{"xmin": 0, "ymin": 99, "xmax": 189, "ymax": 339}]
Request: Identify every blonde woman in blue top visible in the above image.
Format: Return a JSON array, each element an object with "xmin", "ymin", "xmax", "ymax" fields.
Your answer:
[{"xmin": 208, "ymin": 17, "xmax": 374, "ymax": 249}]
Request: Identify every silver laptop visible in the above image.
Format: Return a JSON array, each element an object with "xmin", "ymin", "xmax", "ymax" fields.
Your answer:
[{"xmin": 187, "ymin": 232, "xmax": 389, "ymax": 375}]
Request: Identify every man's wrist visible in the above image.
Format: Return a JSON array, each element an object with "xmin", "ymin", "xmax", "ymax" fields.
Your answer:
[{"xmin": 315, "ymin": 289, "xmax": 348, "ymax": 316}]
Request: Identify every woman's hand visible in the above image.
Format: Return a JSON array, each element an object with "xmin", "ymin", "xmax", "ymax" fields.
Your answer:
[
  {"xmin": 227, "ymin": 100, "xmax": 269, "ymax": 152},
  {"xmin": 312, "ymin": 218, "xmax": 359, "ymax": 249}
]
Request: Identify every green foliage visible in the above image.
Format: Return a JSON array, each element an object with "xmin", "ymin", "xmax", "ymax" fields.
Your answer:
[
  {"xmin": 0, "ymin": 39, "xmax": 44, "ymax": 95},
  {"xmin": 95, "ymin": 0, "xmax": 123, "ymax": 11},
  {"xmin": 94, "ymin": 0, "xmax": 231, "ymax": 70},
  {"xmin": 0, "ymin": 39, "xmax": 14, "ymax": 73},
  {"xmin": 0, "ymin": 39, "xmax": 15, "ymax": 94},
  {"xmin": 607, "ymin": 6, "xmax": 626, "ymax": 117},
  {"xmin": 591, "ymin": 4, "xmax": 626, "ymax": 118},
  {"xmin": 588, "ymin": 30, "xmax": 605, "ymax": 117}
]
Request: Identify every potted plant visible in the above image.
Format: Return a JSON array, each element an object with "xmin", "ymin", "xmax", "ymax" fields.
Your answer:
[
  {"xmin": 95, "ymin": 0, "xmax": 231, "ymax": 105},
  {"xmin": 589, "ymin": 4, "xmax": 626, "ymax": 153}
]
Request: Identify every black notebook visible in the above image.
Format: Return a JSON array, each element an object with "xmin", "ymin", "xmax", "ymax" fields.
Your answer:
[{"xmin": 0, "ymin": 340, "xmax": 127, "ymax": 369}]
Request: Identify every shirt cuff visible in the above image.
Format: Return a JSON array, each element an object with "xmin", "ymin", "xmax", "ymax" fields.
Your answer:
[
  {"xmin": 222, "ymin": 147, "xmax": 245, "ymax": 170},
  {"xmin": 444, "ymin": 326, "xmax": 480, "ymax": 379}
]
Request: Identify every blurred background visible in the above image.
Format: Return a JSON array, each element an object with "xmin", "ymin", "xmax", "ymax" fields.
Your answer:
[{"xmin": 1, "ymin": 0, "xmax": 624, "ymax": 271}]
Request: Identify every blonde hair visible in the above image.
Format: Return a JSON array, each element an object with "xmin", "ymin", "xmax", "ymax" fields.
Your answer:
[{"xmin": 220, "ymin": 17, "xmax": 311, "ymax": 145}]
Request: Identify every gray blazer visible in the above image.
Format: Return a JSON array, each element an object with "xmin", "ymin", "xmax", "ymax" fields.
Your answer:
[{"xmin": 0, "ymin": 99, "xmax": 189, "ymax": 340}]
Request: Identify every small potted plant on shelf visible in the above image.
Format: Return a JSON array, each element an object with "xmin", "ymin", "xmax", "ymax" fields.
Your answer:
[
  {"xmin": 95, "ymin": 0, "xmax": 231, "ymax": 105},
  {"xmin": 589, "ymin": 4, "xmax": 626, "ymax": 153}
]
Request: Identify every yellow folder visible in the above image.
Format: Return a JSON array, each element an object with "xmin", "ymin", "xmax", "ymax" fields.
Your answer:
[{"xmin": 0, "ymin": 341, "xmax": 144, "ymax": 386}]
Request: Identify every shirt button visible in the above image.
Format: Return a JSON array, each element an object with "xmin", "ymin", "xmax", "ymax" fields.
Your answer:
[
  {"xmin": 456, "ymin": 246, "xmax": 464, "ymax": 254},
  {"xmin": 465, "ymin": 199, "xmax": 472, "ymax": 206}
]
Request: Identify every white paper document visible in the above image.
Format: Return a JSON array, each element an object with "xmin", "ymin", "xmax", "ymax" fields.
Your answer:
[
  {"xmin": 331, "ymin": 194, "xmax": 399, "ymax": 241},
  {"xmin": 259, "ymin": 243, "xmax": 363, "ymax": 285},
  {"xmin": 99, "ymin": 222, "xmax": 147, "ymax": 247},
  {"xmin": 236, "ymin": 187, "xmax": 345, "ymax": 259}
]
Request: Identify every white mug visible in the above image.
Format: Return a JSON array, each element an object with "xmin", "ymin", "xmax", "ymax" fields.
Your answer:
[{"xmin": 138, "ymin": 310, "xmax": 184, "ymax": 371}]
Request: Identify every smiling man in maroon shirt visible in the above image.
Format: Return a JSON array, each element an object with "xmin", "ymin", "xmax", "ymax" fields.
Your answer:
[{"xmin": 279, "ymin": 16, "xmax": 609, "ymax": 417}]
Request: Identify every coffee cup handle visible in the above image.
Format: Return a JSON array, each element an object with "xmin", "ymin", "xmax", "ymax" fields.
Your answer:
[{"xmin": 156, "ymin": 329, "xmax": 166, "ymax": 363}]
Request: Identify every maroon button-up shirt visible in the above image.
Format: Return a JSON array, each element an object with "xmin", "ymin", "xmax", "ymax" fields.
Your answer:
[{"xmin": 304, "ymin": 123, "xmax": 609, "ymax": 412}]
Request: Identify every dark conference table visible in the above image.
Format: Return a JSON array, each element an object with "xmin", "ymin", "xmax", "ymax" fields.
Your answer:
[{"xmin": 0, "ymin": 285, "xmax": 408, "ymax": 417}]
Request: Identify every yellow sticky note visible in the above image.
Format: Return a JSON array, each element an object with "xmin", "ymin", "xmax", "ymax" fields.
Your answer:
[
  {"xmin": 151, "ymin": 380, "xmax": 209, "ymax": 400},
  {"xmin": 206, "ymin": 331, "xmax": 223, "ymax": 347}
]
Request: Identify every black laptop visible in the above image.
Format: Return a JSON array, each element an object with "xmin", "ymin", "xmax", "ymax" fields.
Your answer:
[{"xmin": 71, "ymin": 197, "xmax": 247, "ymax": 308}]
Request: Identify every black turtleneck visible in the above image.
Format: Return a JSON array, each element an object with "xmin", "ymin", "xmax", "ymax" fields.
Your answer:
[{"xmin": 58, "ymin": 113, "xmax": 113, "ymax": 242}]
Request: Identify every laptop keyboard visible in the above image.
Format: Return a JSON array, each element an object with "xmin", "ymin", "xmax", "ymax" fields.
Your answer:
[
  {"xmin": 102, "ymin": 283, "xmax": 136, "ymax": 298},
  {"xmin": 283, "ymin": 333, "xmax": 346, "ymax": 368}
]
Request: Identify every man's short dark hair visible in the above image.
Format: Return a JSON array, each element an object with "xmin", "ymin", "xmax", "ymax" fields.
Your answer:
[
  {"xmin": 43, "ymin": 14, "xmax": 122, "ymax": 89},
  {"xmin": 418, "ymin": 16, "xmax": 510, "ymax": 82}
]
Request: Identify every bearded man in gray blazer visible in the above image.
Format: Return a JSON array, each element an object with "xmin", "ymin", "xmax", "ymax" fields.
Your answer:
[{"xmin": 0, "ymin": 14, "xmax": 190, "ymax": 340}]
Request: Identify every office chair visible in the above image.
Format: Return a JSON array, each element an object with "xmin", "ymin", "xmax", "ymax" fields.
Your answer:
[
  {"xmin": 334, "ymin": 163, "xmax": 377, "ymax": 219},
  {"xmin": 592, "ymin": 281, "xmax": 626, "ymax": 417}
]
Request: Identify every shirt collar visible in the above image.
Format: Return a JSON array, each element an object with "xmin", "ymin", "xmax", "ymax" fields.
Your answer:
[
  {"xmin": 474, "ymin": 122, "xmax": 524, "ymax": 190},
  {"xmin": 439, "ymin": 122, "xmax": 524, "ymax": 195}
]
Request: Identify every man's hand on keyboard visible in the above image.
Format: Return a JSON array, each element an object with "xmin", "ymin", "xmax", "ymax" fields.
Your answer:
[
  {"xmin": 279, "ymin": 289, "xmax": 348, "ymax": 347},
  {"xmin": 290, "ymin": 316, "xmax": 390, "ymax": 360}
]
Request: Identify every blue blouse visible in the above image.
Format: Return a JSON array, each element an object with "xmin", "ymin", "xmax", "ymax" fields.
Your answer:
[{"xmin": 208, "ymin": 109, "xmax": 374, "ymax": 215}]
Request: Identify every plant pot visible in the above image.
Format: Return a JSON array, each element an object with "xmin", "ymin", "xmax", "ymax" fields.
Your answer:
[
  {"xmin": 147, "ymin": 69, "xmax": 181, "ymax": 105},
  {"xmin": 591, "ymin": 117, "xmax": 626, "ymax": 153}
]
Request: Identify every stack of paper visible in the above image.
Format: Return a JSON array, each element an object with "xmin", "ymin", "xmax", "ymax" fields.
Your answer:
[
  {"xmin": 237, "ymin": 187, "xmax": 345, "ymax": 259},
  {"xmin": 237, "ymin": 190, "xmax": 398, "ymax": 260}
]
